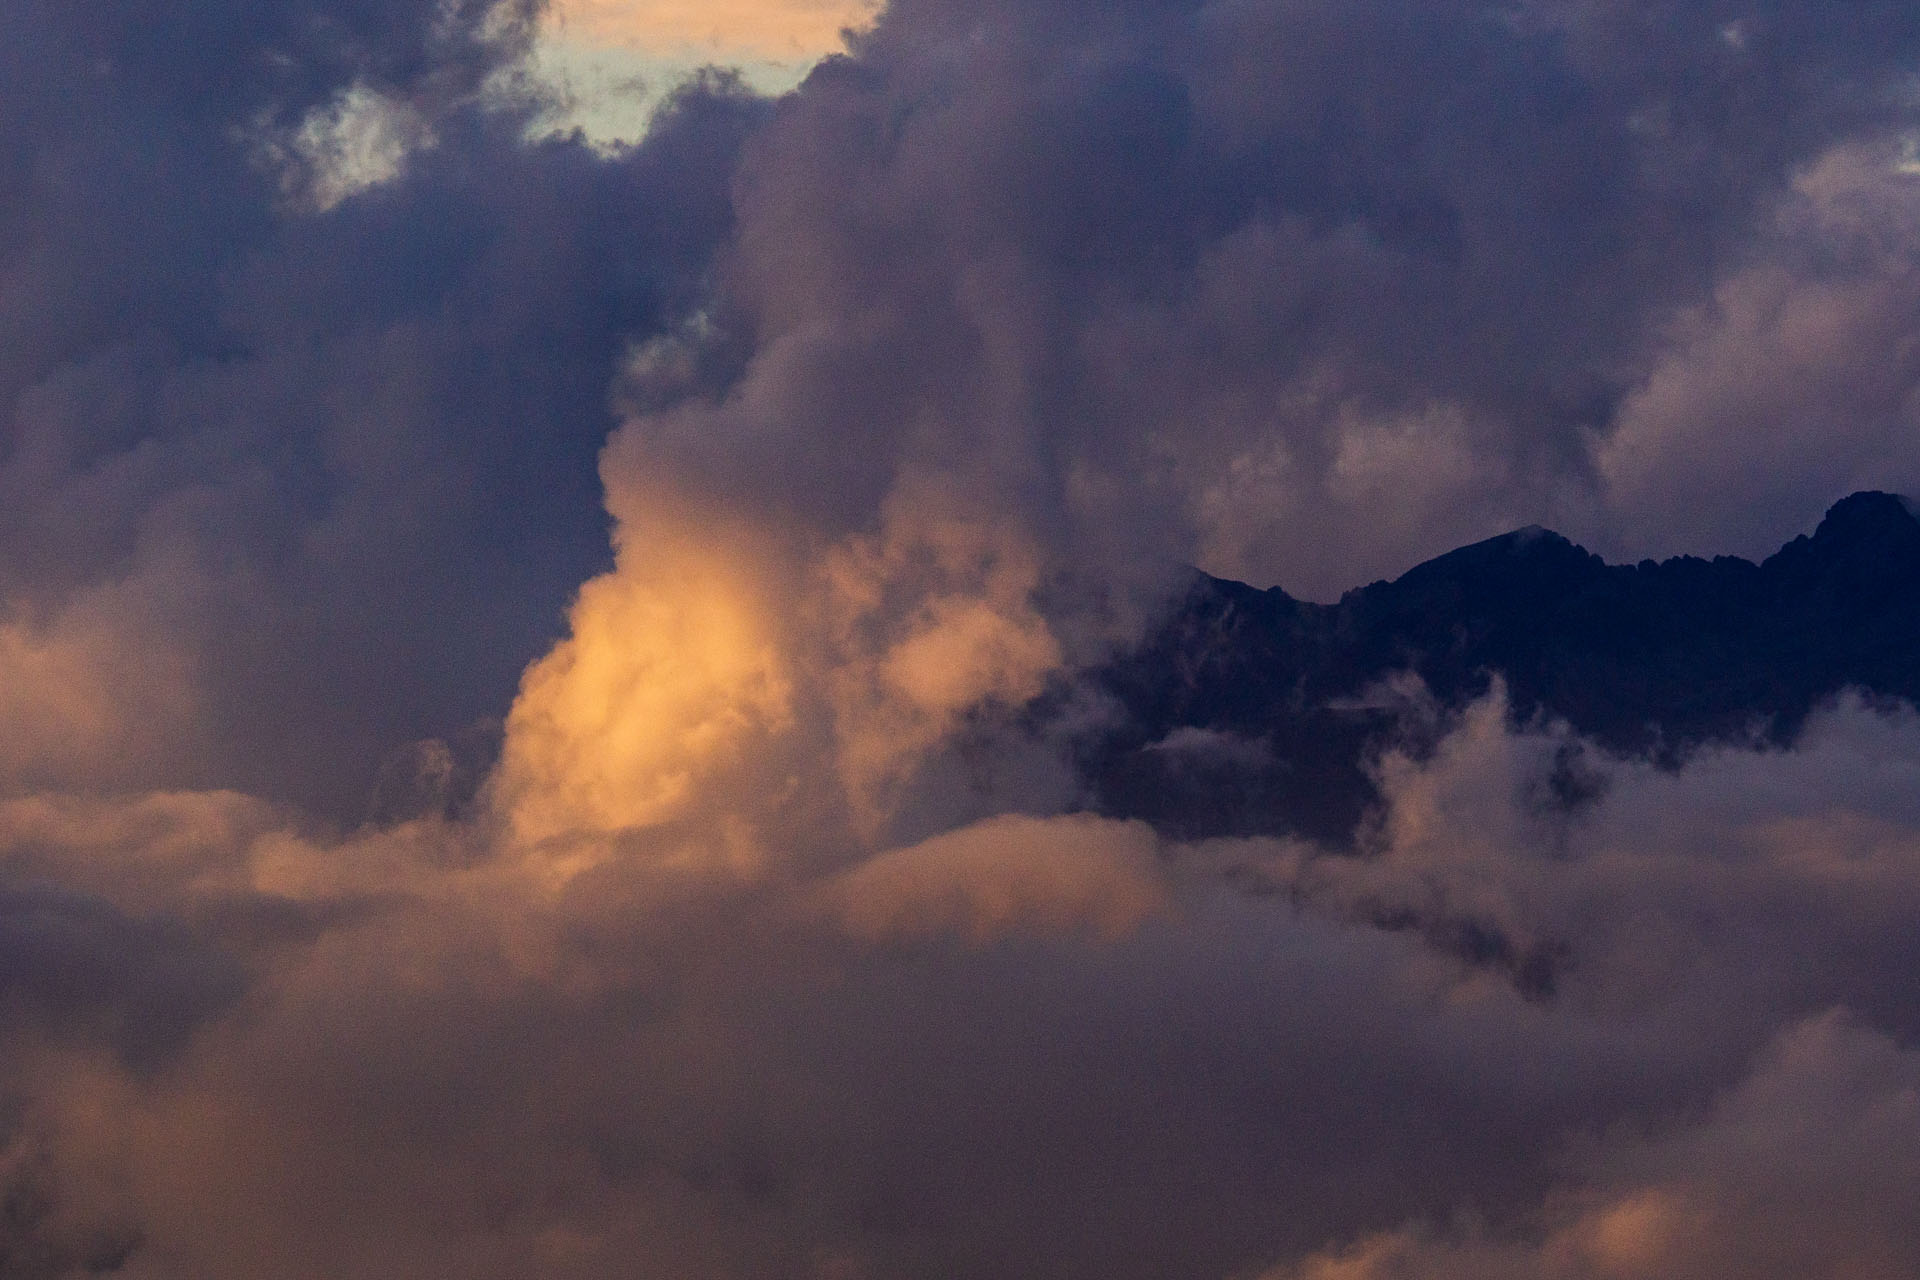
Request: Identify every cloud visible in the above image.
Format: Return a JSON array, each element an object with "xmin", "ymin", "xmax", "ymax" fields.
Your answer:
[
  {"xmin": 1266, "ymin": 1012, "xmax": 1920, "ymax": 1280},
  {"xmin": 493, "ymin": 492, "xmax": 795, "ymax": 848},
  {"xmin": 0, "ymin": 595, "xmax": 203, "ymax": 796},
  {"xmin": 9, "ymin": 0, "xmax": 1920, "ymax": 1275},
  {"xmin": 596, "ymin": 0, "xmax": 1920, "ymax": 602},
  {"xmin": 0, "ymin": 0, "xmax": 764, "ymax": 814},
  {"xmin": 822, "ymin": 812, "xmax": 1167, "ymax": 943},
  {"xmin": 814, "ymin": 484, "xmax": 1068, "ymax": 828},
  {"xmin": 1594, "ymin": 141, "xmax": 1920, "ymax": 560},
  {"xmin": 1210, "ymin": 688, "xmax": 1920, "ymax": 1031},
  {"xmin": 1, "ymin": 688, "xmax": 1918, "ymax": 1276},
  {"xmin": 13, "ymin": 0, "xmax": 1920, "ymax": 811},
  {"xmin": 0, "ymin": 888, "xmax": 242, "ymax": 1071}
]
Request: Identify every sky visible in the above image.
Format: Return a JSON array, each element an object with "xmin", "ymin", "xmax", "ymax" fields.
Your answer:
[
  {"xmin": 5, "ymin": 0, "xmax": 1920, "ymax": 1276},
  {"xmin": 526, "ymin": 0, "xmax": 880, "ymax": 143}
]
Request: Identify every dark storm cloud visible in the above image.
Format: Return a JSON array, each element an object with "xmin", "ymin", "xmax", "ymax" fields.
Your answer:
[{"xmin": 0, "ymin": 0, "xmax": 763, "ymax": 813}]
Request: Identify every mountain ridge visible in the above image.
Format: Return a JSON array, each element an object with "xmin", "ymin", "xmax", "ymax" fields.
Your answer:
[{"xmin": 1077, "ymin": 491, "xmax": 1920, "ymax": 842}]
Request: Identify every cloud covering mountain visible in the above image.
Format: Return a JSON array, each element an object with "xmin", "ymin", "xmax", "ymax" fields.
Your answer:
[{"xmin": 5, "ymin": 0, "xmax": 1920, "ymax": 1276}]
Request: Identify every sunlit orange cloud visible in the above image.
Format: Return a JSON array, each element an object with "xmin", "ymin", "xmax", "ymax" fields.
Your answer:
[
  {"xmin": 492, "ymin": 497, "xmax": 793, "ymax": 852},
  {"xmin": 546, "ymin": 0, "xmax": 881, "ymax": 61}
]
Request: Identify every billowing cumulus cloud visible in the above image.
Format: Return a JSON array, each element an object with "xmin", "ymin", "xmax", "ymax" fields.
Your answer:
[
  {"xmin": 604, "ymin": 0, "xmax": 1920, "ymax": 600},
  {"xmin": 1595, "ymin": 140, "xmax": 1920, "ymax": 558},
  {"xmin": 6, "ymin": 0, "xmax": 1920, "ymax": 1276}
]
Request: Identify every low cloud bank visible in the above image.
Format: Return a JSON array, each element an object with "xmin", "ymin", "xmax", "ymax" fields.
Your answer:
[{"xmin": 0, "ymin": 692, "xmax": 1914, "ymax": 1277}]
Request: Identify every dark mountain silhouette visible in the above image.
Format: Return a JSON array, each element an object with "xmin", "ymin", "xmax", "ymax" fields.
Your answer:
[{"xmin": 1078, "ymin": 492, "xmax": 1920, "ymax": 843}]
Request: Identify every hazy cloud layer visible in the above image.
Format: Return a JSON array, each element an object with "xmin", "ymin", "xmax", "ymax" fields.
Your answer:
[
  {"xmin": 1268, "ymin": 1012, "xmax": 1920, "ymax": 1280},
  {"xmin": 0, "ymin": 695, "xmax": 1918, "ymax": 1276},
  {"xmin": 6, "ymin": 0, "xmax": 1920, "ymax": 1276}
]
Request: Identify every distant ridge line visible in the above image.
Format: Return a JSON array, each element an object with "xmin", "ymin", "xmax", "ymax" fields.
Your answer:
[{"xmin": 1075, "ymin": 492, "xmax": 1920, "ymax": 843}]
